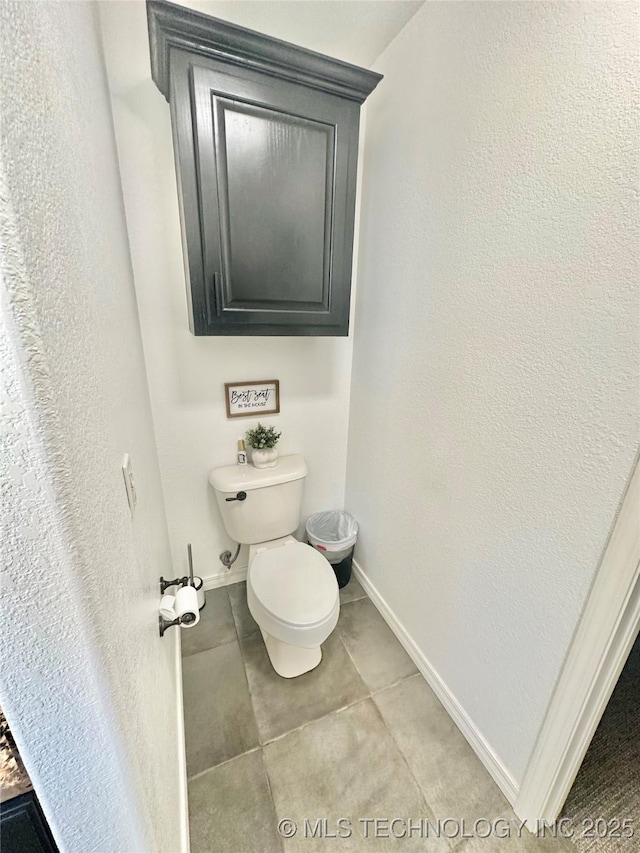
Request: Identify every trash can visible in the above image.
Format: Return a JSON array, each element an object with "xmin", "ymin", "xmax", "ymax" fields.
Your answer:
[{"xmin": 306, "ymin": 511, "xmax": 358, "ymax": 589}]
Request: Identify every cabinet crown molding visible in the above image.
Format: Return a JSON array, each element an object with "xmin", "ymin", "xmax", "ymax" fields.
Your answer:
[{"xmin": 147, "ymin": 0, "xmax": 382, "ymax": 103}]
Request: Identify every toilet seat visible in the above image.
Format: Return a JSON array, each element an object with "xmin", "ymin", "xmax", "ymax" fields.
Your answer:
[{"xmin": 247, "ymin": 541, "xmax": 339, "ymax": 648}]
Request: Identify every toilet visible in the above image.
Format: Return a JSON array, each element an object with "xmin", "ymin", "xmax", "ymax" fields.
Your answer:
[{"xmin": 209, "ymin": 455, "xmax": 339, "ymax": 678}]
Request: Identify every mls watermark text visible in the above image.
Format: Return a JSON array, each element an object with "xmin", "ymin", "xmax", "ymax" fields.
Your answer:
[{"xmin": 276, "ymin": 816, "xmax": 635, "ymax": 841}]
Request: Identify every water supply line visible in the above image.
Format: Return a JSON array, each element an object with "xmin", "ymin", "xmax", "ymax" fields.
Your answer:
[{"xmin": 219, "ymin": 542, "xmax": 241, "ymax": 569}]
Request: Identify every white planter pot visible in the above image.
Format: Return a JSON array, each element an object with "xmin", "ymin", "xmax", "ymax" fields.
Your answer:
[{"xmin": 252, "ymin": 447, "xmax": 278, "ymax": 469}]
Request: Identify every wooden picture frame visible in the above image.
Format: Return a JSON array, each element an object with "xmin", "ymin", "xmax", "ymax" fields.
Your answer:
[{"xmin": 224, "ymin": 380, "xmax": 280, "ymax": 419}]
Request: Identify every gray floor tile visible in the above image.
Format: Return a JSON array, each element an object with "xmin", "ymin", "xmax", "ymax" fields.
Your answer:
[
  {"xmin": 189, "ymin": 749, "xmax": 282, "ymax": 853},
  {"xmin": 374, "ymin": 675, "xmax": 510, "ymax": 824},
  {"xmin": 337, "ymin": 598, "xmax": 418, "ymax": 692},
  {"xmin": 339, "ymin": 576, "xmax": 367, "ymax": 604},
  {"xmin": 183, "ymin": 641, "xmax": 259, "ymax": 776},
  {"xmin": 263, "ymin": 698, "xmax": 449, "ymax": 851},
  {"xmin": 181, "ymin": 587, "xmax": 236, "ymax": 658},
  {"xmin": 227, "ymin": 581, "xmax": 259, "ymax": 639},
  {"xmin": 455, "ymin": 830, "xmax": 576, "ymax": 852},
  {"xmin": 239, "ymin": 630, "xmax": 368, "ymax": 743}
]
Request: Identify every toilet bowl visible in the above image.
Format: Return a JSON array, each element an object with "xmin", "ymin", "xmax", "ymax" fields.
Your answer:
[
  {"xmin": 209, "ymin": 453, "xmax": 340, "ymax": 677},
  {"xmin": 247, "ymin": 538, "xmax": 339, "ymax": 677}
]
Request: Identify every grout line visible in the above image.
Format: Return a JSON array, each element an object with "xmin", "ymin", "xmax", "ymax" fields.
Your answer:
[
  {"xmin": 227, "ymin": 581, "xmax": 244, "ymax": 646},
  {"xmin": 259, "ymin": 748, "xmax": 285, "ymax": 853},
  {"xmin": 227, "ymin": 582, "xmax": 260, "ymax": 644},
  {"xmin": 181, "ymin": 633, "xmax": 238, "ymax": 659},
  {"xmin": 334, "ymin": 612, "xmax": 415, "ymax": 701},
  {"xmin": 234, "ymin": 630, "xmax": 262, "ymax": 744},
  {"xmin": 339, "ymin": 583, "xmax": 482, "ymax": 841},
  {"xmin": 368, "ymin": 693, "xmax": 446, "ymax": 845},
  {"xmin": 335, "ymin": 618, "xmax": 371, "ymax": 689},
  {"xmin": 189, "ymin": 584, "xmax": 263, "ymax": 777},
  {"xmin": 260, "ymin": 694, "xmax": 373, "ymax": 749},
  {"xmin": 340, "ymin": 588, "xmax": 367, "ymax": 604},
  {"xmin": 186, "ymin": 746, "xmax": 261, "ymax": 783},
  {"xmin": 370, "ymin": 670, "xmax": 423, "ymax": 697}
]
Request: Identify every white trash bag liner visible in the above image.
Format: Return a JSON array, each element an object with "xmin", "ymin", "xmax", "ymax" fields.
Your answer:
[{"xmin": 306, "ymin": 511, "xmax": 358, "ymax": 565}]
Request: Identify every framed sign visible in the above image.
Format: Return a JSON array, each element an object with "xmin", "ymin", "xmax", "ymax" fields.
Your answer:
[{"xmin": 225, "ymin": 380, "xmax": 280, "ymax": 419}]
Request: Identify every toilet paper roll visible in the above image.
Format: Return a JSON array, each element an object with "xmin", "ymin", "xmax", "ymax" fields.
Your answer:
[
  {"xmin": 159, "ymin": 594, "xmax": 176, "ymax": 620},
  {"xmin": 192, "ymin": 576, "xmax": 205, "ymax": 610},
  {"xmin": 174, "ymin": 585, "xmax": 200, "ymax": 628}
]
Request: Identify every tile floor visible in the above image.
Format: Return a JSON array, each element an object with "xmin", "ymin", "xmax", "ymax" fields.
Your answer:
[{"xmin": 183, "ymin": 578, "xmax": 575, "ymax": 853}]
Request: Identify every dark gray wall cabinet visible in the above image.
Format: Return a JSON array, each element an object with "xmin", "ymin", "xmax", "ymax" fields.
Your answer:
[{"xmin": 147, "ymin": 0, "xmax": 381, "ymax": 335}]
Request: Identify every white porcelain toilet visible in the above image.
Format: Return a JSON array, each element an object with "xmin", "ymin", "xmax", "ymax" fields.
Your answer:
[{"xmin": 209, "ymin": 455, "xmax": 339, "ymax": 678}]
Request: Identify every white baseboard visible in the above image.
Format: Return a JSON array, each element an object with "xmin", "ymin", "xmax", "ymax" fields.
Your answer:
[
  {"xmin": 352, "ymin": 560, "xmax": 519, "ymax": 807},
  {"xmin": 202, "ymin": 564, "xmax": 248, "ymax": 590},
  {"xmin": 174, "ymin": 633, "xmax": 190, "ymax": 853}
]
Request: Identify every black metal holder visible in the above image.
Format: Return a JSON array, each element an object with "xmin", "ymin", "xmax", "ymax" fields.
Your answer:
[
  {"xmin": 160, "ymin": 576, "xmax": 189, "ymax": 594},
  {"xmin": 158, "ymin": 611, "xmax": 197, "ymax": 637}
]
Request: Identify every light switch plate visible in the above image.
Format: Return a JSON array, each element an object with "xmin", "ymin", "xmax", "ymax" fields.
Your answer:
[{"xmin": 122, "ymin": 453, "xmax": 137, "ymax": 517}]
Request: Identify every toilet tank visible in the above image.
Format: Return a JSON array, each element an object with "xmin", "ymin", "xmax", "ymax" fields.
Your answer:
[{"xmin": 209, "ymin": 454, "xmax": 307, "ymax": 545}]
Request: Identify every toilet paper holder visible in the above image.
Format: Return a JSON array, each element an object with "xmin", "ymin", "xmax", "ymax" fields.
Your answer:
[
  {"xmin": 159, "ymin": 576, "xmax": 195, "ymax": 636},
  {"xmin": 159, "ymin": 609, "xmax": 197, "ymax": 637},
  {"xmin": 159, "ymin": 543, "xmax": 204, "ymax": 637}
]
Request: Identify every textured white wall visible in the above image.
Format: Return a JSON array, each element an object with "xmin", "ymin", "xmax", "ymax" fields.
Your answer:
[
  {"xmin": 347, "ymin": 1, "xmax": 639, "ymax": 787},
  {"xmin": 0, "ymin": 2, "xmax": 184, "ymax": 851},
  {"xmin": 98, "ymin": 0, "xmax": 363, "ymax": 582}
]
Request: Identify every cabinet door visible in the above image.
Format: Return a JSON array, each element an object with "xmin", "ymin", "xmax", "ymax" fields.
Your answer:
[{"xmin": 171, "ymin": 53, "xmax": 359, "ymax": 335}]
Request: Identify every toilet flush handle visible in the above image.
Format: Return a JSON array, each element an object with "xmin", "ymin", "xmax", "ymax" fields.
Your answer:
[{"xmin": 225, "ymin": 491, "xmax": 247, "ymax": 502}]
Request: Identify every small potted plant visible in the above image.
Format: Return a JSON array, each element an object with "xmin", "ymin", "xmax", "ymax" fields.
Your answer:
[{"xmin": 245, "ymin": 422, "xmax": 282, "ymax": 469}]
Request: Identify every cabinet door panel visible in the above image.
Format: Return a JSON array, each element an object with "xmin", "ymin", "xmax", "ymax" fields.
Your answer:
[
  {"xmin": 216, "ymin": 98, "xmax": 334, "ymax": 310},
  {"xmin": 189, "ymin": 61, "xmax": 357, "ymax": 334}
]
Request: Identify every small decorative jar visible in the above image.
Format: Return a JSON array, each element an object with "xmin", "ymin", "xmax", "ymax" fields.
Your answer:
[{"xmin": 252, "ymin": 447, "xmax": 278, "ymax": 469}]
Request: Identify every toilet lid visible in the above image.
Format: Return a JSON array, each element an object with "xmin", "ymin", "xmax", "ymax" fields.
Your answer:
[{"xmin": 250, "ymin": 542, "xmax": 338, "ymax": 626}]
